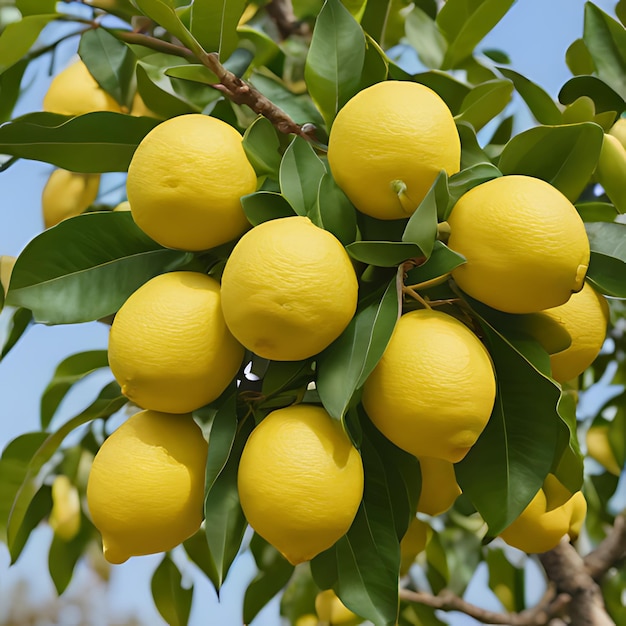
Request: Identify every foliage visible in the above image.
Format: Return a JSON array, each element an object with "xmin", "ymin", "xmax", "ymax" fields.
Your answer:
[{"xmin": 0, "ymin": 1, "xmax": 625, "ymax": 625}]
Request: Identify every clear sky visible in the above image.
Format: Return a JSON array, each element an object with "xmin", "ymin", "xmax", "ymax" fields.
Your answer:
[{"xmin": 0, "ymin": 1, "xmax": 618, "ymax": 625}]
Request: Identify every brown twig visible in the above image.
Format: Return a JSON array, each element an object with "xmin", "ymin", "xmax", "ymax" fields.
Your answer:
[
  {"xmin": 584, "ymin": 514, "xmax": 626, "ymax": 581},
  {"xmin": 265, "ymin": 0, "xmax": 311, "ymax": 39}
]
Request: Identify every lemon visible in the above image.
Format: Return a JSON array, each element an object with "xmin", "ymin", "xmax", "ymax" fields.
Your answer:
[
  {"xmin": 41, "ymin": 168, "xmax": 101, "ymax": 228},
  {"xmin": 126, "ymin": 114, "xmax": 257, "ymax": 251},
  {"xmin": 595, "ymin": 133, "xmax": 626, "ymax": 213},
  {"xmin": 43, "ymin": 59, "xmax": 122, "ymax": 116},
  {"xmin": 0, "ymin": 255, "xmax": 16, "ymax": 295},
  {"xmin": 113, "ymin": 200, "xmax": 131, "ymax": 212},
  {"xmin": 327, "ymin": 80, "xmax": 460, "ymax": 220},
  {"xmin": 315, "ymin": 589, "xmax": 360, "ymax": 625},
  {"xmin": 237, "ymin": 404, "xmax": 364, "ymax": 565},
  {"xmin": 417, "ymin": 456, "xmax": 461, "ymax": 516},
  {"xmin": 567, "ymin": 490, "xmax": 587, "ymax": 539},
  {"xmin": 447, "ymin": 175, "xmax": 590, "ymax": 314},
  {"xmin": 586, "ymin": 425, "xmax": 623, "ymax": 476},
  {"xmin": 539, "ymin": 281, "xmax": 609, "ymax": 383},
  {"xmin": 499, "ymin": 474, "xmax": 584, "ymax": 553},
  {"xmin": 608, "ymin": 117, "xmax": 626, "ymax": 148},
  {"xmin": 49, "ymin": 475, "xmax": 81, "ymax": 542},
  {"xmin": 362, "ymin": 309, "xmax": 496, "ymax": 463},
  {"xmin": 86, "ymin": 409, "xmax": 208, "ymax": 564},
  {"xmin": 108, "ymin": 271, "xmax": 244, "ymax": 414},
  {"xmin": 400, "ymin": 516, "xmax": 429, "ymax": 575},
  {"xmin": 220, "ymin": 216, "xmax": 358, "ymax": 361}
]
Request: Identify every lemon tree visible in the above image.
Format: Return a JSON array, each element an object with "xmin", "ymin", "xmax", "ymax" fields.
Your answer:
[{"xmin": 0, "ymin": 1, "xmax": 625, "ymax": 626}]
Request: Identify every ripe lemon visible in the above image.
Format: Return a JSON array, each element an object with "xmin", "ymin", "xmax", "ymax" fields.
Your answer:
[
  {"xmin": 42, "ymin": 168, "xmax": 100, "ymax": 228},
  {"xmin": 0, "ymin": 255, "xmax": 16, "ymax": 295},
  {"xmin": 315, "ymin": 590, "xmax": 360, "ymax": 625},
  {"xmin": 417, "ymin": 456, "xmax": 461, "ymax": 516},
  {"xmin": 237, "ymin": 404, "xmax": 364, "ymax": 565},
  {"xmin": 400, "ymin": 516, "xmax": 429, "ymax": 575},
  {"xmin": 499, "ymin": 474, "xmax": 584, "ymax": 553},
  {"xmin": 43, "ymin": 59, "xmax": 122, "ymax": 116},
  {"xmin": 113, "ymin": 200, "xmax": 131, "ymax": 212},
  {"xmin": 220, "ymin": 216, "xmax": 358, "ymax": 361},
  {"xmin": 362, "ymin": 309, "xmax": 496, "ymax": 463},
  {"xmin": 86, "ymin": 409, "xmax": 208, "ymax": 564},
  {"xmin": 586, "ymin": 425, "xmax": 622, "ymax": 476},
  {"xmin": 126, "ymin": 114, "xmax": 257, "ymax": 251},
  {"xmin": 49, "ymin": 476, "xmax": 81, "ymax": 542},
  {"xmin": 108, "ymin": 271, "xmax": 244, "ymax": 414},
  {"xmin": 538, "ymin": 281, "xmax": 609, "ymax": 383},
  {"xmin": 327, "ymin": 80, "xmax": 460, "ymax": 220},
  {"xmin": 447, "ymin": 175, "xmax": 590, "ymax": 314}
]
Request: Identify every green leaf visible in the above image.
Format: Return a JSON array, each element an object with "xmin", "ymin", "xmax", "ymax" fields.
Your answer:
[
  {"xmin": 552, "ymin": 391, "xmax": 584, "ymax": 494},
  {"xmin": 413, "ymin": 71, "xmax": 471, "ymax": 115},
  {"xmin": 0, "ymin": 59, "xmax": 27, "ymax": 123},
  {"xmin": 79, "ymin": 28, "xmax": 136, "ymax": 109},
  {"xmin": 497, "ymin": 68, "xmax": 562, "ymax": 125},
  {"xmin": 456, "ymin": 79, "xmax": 513, "ymax": 132},
  {"xmin": 6, "ymin": 212, "xmax": 193, "ymax": 324},
  {"xmin": 183, "ymin": 529, "xmax": 219, "ymax": 584},
  {"xmin": 566, "ymin": 38, "xmax": 595, "ymax": 76},
  {"xmin": 486, "ymin": 548, "xmax": 525, "ymax": 612},
  {"xmin": 242, "ymin": 116, "xmax": 282, "ymax": 177},
  {"xmin": 455, "ymin": 308, "xmax": 563, "ymax": 535},
  {"xmin": 317, "ymin": 278, "xmax": 400, "ymax": 420},
  {"xmin": 304, "ymin": 0, "xmax": 366, "ymax": 128},
  {"xmin": 0, "ymin": 308, "xmax": 32, "ymax": 360},
  {"xmin": 497, "ymin": 122, "xmax": 604, "ymax": 202},
  {"xmin": 16, "ymin": 0, "xmax": 57, "ymax": 13},
  {"xmin": 359, "ymin": 34, "xmax": 389, "ymax": 90},
  {"xmin": 241, "ymin": 191, "xmax": 296, "ymax": 226},
  {"xmin": 311, "ymin": 173, "xmax": 358, "ymax": 245},
  {"xmin": 404, "ymin": 5, "xmax": 446, "ymax": 68},
  {"xmin": 403, "ymin": 241, "xmax": 465, "ymax": 287},
  {"xmin": 456, "ymin": 121, "xmax": 492, "ymax": 168},
  {"xmin": 559, "ymin": 75, "xmax": 626, "ymax": 116},
  {"xmin": 190, "ymin": 0, "xmax": 247, "ymax": 60},
  {"xmin": 7, "ymin": 483, "xmax": 51, "ymax": 563},
  {"xmin": 576, "ymin": 201, "xmax": 619, "ymax": 222},
  {"xmin": 437, "ymin": 0, "xmax": 516, "ymax": 69},
  {"xmin": 40, "ymin": 351, "xmax": 110, "ymax": 429},
  {"xmin": 151, "ymin": 554, "xmax": 193, "ymax": 626},
  {"xmin": 583, "ymin": 3, "xmax": 626, "ymax": 100},
  {"xmin": 164, "ymin": 63, "xmax": 219, "ymax": 85},
  {"xmin": 244, "ymin": 534, "xmax": 295, "ymax": 624},
  {"xmin": 424, "ymin": 528, "xmax": 448, "ymax": 593},
  {"xmin": 446, "ymin": 163, "xmax": 501, "ymax": 217},
  {"xmin": 0, "ymin": 14, "xmax": 56, "ymax": 75},
  {"xmin": 0, "ymin": 111, "xmax": 160, "ymax": 172},
  {"xmin": 279, "ymin": 136, "xmax": 327, "ymax": 216},
  {"xmin": 585, "ymin": 222, "xmax": 626, "ymax": 297},
  {"xmin": 48, "ymin": 515, "xmax": 92, "ymax": 594},
  {"xmin": 346, "ymin": 242, "xmax": 423, "ymax": 267},
  {"xmin": 361, "ymin": 0, "xmax": 393, "ymax": 46}
]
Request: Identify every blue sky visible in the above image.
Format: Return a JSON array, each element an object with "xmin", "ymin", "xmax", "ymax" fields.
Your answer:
[{"xmin": 0, "ymin": 1, "xmax": 619, "ymax": 625}]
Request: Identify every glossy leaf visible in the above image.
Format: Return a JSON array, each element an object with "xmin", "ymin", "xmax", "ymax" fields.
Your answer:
[
  {"xmin": 0, "ymin": 111, "xmax": 160, "ymax": 172},
  {"xmin": 311, "ymin": 173, "xmax": 358, "ymax": 245},
  {"xmin": 190, "ymin": 0, "xmax": 247, "ymax": 59},
  {"xmin": 0, "ymin": 308, "xmax": 32, "ymax": 361},
  {"xmin": 456, "ymin": 79, "xmax": 513, "ymax": 132},
  {"xmin": 279, "ymin": 136, "xmax": 326, "ymax": 216},
  {"xmin": 497, "ymin": 122, "xmax": 604, "ymax": 202},
  {"xmin": 497, "ymin": 67, "xmax": 562, "ymax": 125},
  {"xmin": 456, "ymin": 121, "xmax": 492, "ymax": 168},
  {"xmin": 559, "ymin": 75, "xmax": 626, "ymax": 115},
  {"xmin": 163, "ymin": 63, "xmax": 219, "ymax": 85},
  {"xmin": 0, "ymin": 14, "xmax": 56, "ymax": 75},
  {"xmin": 241, "ymin": 191, "xmax": 296, "ymax": 226},
  {"xmin": 304, "ymin": 0, "xmax": 366, "ymax": 127},
  {"xmin": 576, "ymin": 201, "xmax": 619, "ymax": 222},
  {"xmin": 242, "ymin": 116, "xmax": 282, "ymax": 177},
  {"xmin": 361, "ymin": 0, "xmax": 393, "ymax": 46},
  {"xmin": 404, "ymin": 5, "xmax": 446, "ymax": 68},
  {"xmin": 6, "ymin": 212, "xmax": 193, "ymax": 324},
  {"xmin": 151, "ymin": 554, "xmax": 193, "ymax": 626},
  {"xmin": 346, "ymin": 241, "xmax": 423, "ymax": 267},
  {"xmin": 446, "ymin": 162, "xmax": 501, "ymax": 216},
  {"xmin": 40, "ymin": 351, "xmax": 110, "ymax": 429},
  {"xmin": 585, "ymin": 222, "xmax": 626, "ymax": 297},
  {"xmin": 317, "ymin": 278, "xmax": 400, "ymax": 420}
]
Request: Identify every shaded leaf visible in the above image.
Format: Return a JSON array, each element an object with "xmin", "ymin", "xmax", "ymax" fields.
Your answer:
[
  {"xmin": 346, "ymin": 241, "xmax": 423, "ymax": 267},
  {"xmin": 446, "ymin": 163, "xmax": 501, "ymax": 217},
  {"xmin": 559, "ymin": 75, "xmax": 626, "ymax": 116},
  {"xmin": 486, "ymin": 548, "xmax": 525, "ymax": 612},
  {"xmin": 566, "ymin": 38, "xmax": 595, "ymax": 76},
  {"xmin": 456, "ymin": 79, "xmax": 513, "ymax": 132},
  {"xmin": 0, "ymin": 59, "xmax": 27, "ymax": 123},
  {"xmin": 241, "ymin": 191, "xmax": 296, "ymax": 226},
  {"xmin": 0, "ymin": 308, "xmax": 32, "ymax": 360},
  {"xmin": 242, "ymin": 116, "xmax": 282, "ymax": 177},
  {"xmin": 311, "ymin": 173, "xmax": 358, "ymax": 245},
  {"xmin": 151, "ymin": 554, "xmax": 193, "ymax": 626},
  {"xmin": 48, "ymin": 515, "xmax": 92, "ymax": 594},
  {"xmin": 585, "ymin": 222, "xmax": 626, "ymax": 297},
  {"xmin": 164, "ymin": 63, "xmax": 219, "ymax": 85},
  {"xmin": 403, "ymin": 241, "xmax": 465, "ymax": 287},
  {"xmin": 6, "ymin": 212, "xmax": 193, "ymax": 324},
  {"xmin": 190, "ymin": 0, "xmax": 247, "ymax": 59},
  {"xmin": 456, "ymin": 121, "xmax": 492, "ymax": 168}
]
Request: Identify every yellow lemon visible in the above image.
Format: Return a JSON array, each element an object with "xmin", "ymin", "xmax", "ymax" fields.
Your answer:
[
  {"xmin": 566, "ymin": 490, "xmax": 587, "ymax": 540},
  {"xmin": 108, "ymin": 271, "xmax": 244, "ymax": 414},
  {"xmin": 113, "ymin": 200, "xmax": 131, "ymax": 212},
  {"xmin": 0, "ymin": 255, "xmax": 16, "ymax": 295},
  {"xmin": 43, "ymin": 59, "xmax": 122, "ymax": 115},
  {"xmin": 417, "ymin": 456, "xmax": 462, "ymax": 516},
  {"xmin": 327, "ymin": 80, "xmax": 460, "ymax": 220},
  {"xmin": 237, "ymin": 404, "xmax": 364, "ymax": 565},
  {"xmin": 499, "ymin": 474, "xmax": 582, "ymax": 553},
  {"xmin": 539, "ymin": 281, "xmax": 609, "ymax": 383},
  {"xmin": 126, "ymin": 114, "xmax": 257, "ymax": 251},
  {"xmin": 586, "ymin": 425, "xmax": 623, "ymax": 476},
  {"xmin": 447, "ymin": 175, "xmax": 590, "ymax": 313},
  {"xmin": 41, "ymin": 168, "xmax": 100, "ymax": 228},
  {"xmin": 362, "ymin": 309, "xmax": 496, "ymax": 463},
  {"xmin": 49, "ymin": 475, "xmax": 81, "ymax": 542},
  {"xmin": 220, "ymin": 216, "xmax": 358, "ymax": 361},
  {"xmin": 86, "ymin": 409, "xmax": 208, "ymax": 564},
  {"xmin": 400, "ymin": 516, "xmax": 429, "ymax": 575},
  {"xmin": 315, "ymin": 589, "xmax": 360, "ymax": 625}
]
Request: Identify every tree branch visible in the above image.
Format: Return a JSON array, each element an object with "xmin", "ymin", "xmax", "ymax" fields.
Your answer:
[
  {"xmin": 584, "ymin": 514, "xmax": 626, "ymax": 581},
  {"xmin": 265, "ymin": 0, "xmax": 311, "ymax": 40}
]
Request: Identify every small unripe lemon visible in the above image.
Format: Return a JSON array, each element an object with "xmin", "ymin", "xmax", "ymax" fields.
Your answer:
[
  {"xmin": 586, "ymin": 425, "xmax": 623, "ymax": 476},
  {"xmin": 108, "ymin": 271, "xmax": 244, "ymax": 414},
  {"xmin": 417, "ymin": 456, "xmax": 461, "ymax": 516},
  {"xmin": 86, "ymin": 409, "xmax": 208, "ymax": 564},
  {"xmin": 447, "ymin": 175, "xmax": 590, "ymax": 313},
  {"xmin": 49, "ymin": 476, "xmax": 81, "ymax": 542},
  {"xmin": 595, "ymin": 133, "xmax": 626, "ymax": 213},
  {"xmin": 237, "ymin": 405, "xmax": 364, "ymax": 565},
  {"xmin": 362, "ymin": 309, "xmax": 496, "ymax": 463},
  {"xmin": 41, "ymin": 169, "xmax": 100, "ymax": 228},
  {"xmin": 220, "ymin": 216, "xmax": 358, "ymax": 361},
  {"xmin": 315, "ymin": 589, "xmax": 360, "ymax": 625}
]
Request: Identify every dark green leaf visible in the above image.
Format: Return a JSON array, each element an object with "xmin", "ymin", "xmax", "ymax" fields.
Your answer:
[
  {"xmin": 151, "ymin": 554, "xmax": 193, "ymax": 626},
  {"xmin": 576, "ymin": 201, "xmax": 619, "ymax": 222},
  {"xmin": 559, "ymin": 75, "xmax": 626, "ymax": 116},
  {"xmin": 551, "ymin": 391, "xmax": 584, "ymax": 494},
  {"xmin": 317, "ymin": 278, "xmax": 400, "ymax": 420},
  {"xmin": 40, "ymin": 351, "xmax": 110, "ymax": 429},
  {"xmin": 241, "ymin": 191, "xmax": 296, "ymax": 226},
  {"xmin": 243, "ymin": 116, "xmax": 282, "ymax": 177},
  {"xmin": 0, "ymin": 59, "xmax": 27, "ymax": 123},
  {"xmin": 190, "ymin": 0, "xmax": 246, "ymax": 59},
  {"xmin": 497, "ymin": 67, "xmax": 562, "ymax": 125},
  {"xmin": 359, "ymin": 34, "xmax": 389, "ymax": 90},
  {"xmin": 346, "ymin": 242, "xmax": 422, "ymax": 267},
  {"xmin": 304, "ymin": 0, "xmax": 366, "ymax": 127},
  {"xmin": 8, "ymin": 483, "xmax": 51, "ymax": 563},
  {"xmin": 261, "ymin": 359, "xmax": 315, "ymax": 399},
  {"xmin": 163, "ymin": 63, "xmax": 219, "ymax": 86},
  {"xmin": 456, "ymin": 79, "xmax": 513, "ymax": 132},
  {"xmin": 48, "ymin": 515, "xmax": 92, "ymax": 594},
  {"xmin": 413, "ymin": 71, "xmax": 471, "ymax": 116},
  {"xmin": 566, "ymin": 38, "xmax": 595, "ymax": 76},
  {"xmin": 482, "ymin": 48, "xmax": 510, "ymax": 64},
  {"xmin": 0, "ymin": 111, "xmax": 160, "ymax": 172},
  {"xmin": 405, "ymin": 5, "xmax": 446, "ymax": 68},
  {"xmin": 488, "ymin": 115, "xmax": 513, "ymax": 145},
  {"xmin": 437, "ymin": 0, "xmax": 516, "ymax": 69},
  {"xmin": 0, "ymin": 307, "xmax": 32, "ymax": 360},
  {"xmin": 0, "ymin": 14, "xmax": 56, "ymax": 75},
  {"xmin": 6, "ymin": 212, "xmax": 193, "ymax": 324},
  {"xmin": 183, "ymin": 529, "xmax": 219, "ymax": 584},
  {"xmin": 361, "ymin": 0, "xmax": 393, "ymax": 46},
  {"xmin": 456, "ymin": 121, "xmax": 492, "ymax": 168},
  {"xmin": 403, "ymin": 241, "xmax": 465, "ymax": 287},
  {"xmin": 585, "ymin": 222, "xmax": 626, "ymax": 297},
  {"xmin": 311, "ymin": 173, "xmax": 358, "ymax": 245},
  {"xmin": 498, "ymin": 122, "xmax": 604, "ymax": 202},
  {"xmin": 279, "ymin": 136, "xmax": 327, "ymax": 215}
]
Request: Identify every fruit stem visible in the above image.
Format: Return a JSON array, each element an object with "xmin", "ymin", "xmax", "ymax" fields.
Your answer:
[
  {"xmin": 402, "ymin": 285, "xmax": 432, "ymax": 310},
  {"xmin": 391, "ymin": 179, "xmax": 417, "ymax": 215}
]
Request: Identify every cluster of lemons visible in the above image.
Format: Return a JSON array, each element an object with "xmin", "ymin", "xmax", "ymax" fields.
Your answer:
[{"xmin": 38, "ymin": 61, "xmax": 614, "ymax": 591}]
